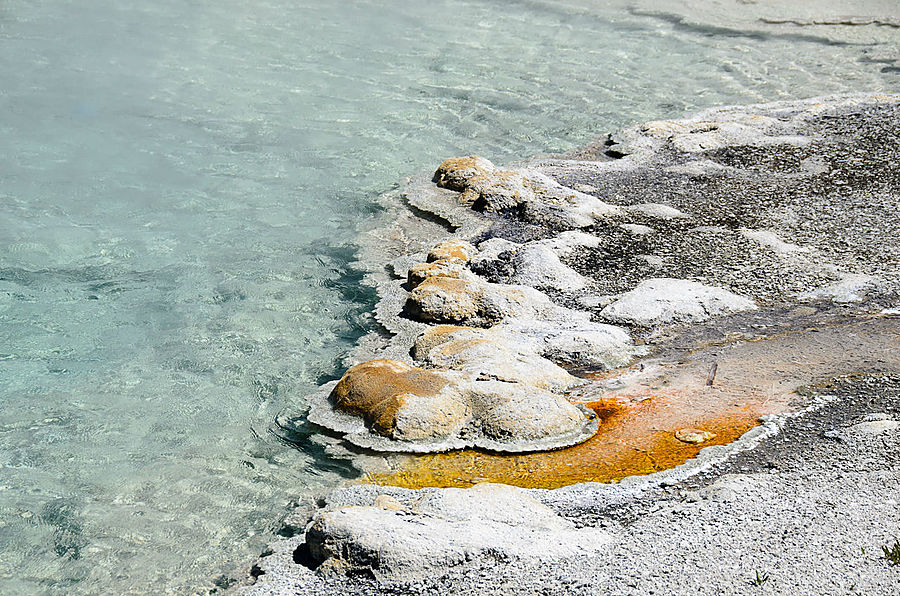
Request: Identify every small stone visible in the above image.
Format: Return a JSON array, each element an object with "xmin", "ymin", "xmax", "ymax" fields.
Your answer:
[
  {"xmin": 847, "ymin": 419, "xmax": 900, "ymax": 435},
  {"xmin": 741, "ymin": 228, "xmax": 808, "ymax": 254},
  {"xmin": 374, "ymin": 495, "xmax": 407, "ymax": 511},
  {"xmin": 619, "ymin": 223, "xmax": 655, "ymax": 235},
  {"xmin": 625, "ymin": 203, "xmax": 690, "ymax": 220},
  {"xmin": 675, "ymin": 428, "xmax": 717, "ymax": 444},
  {"xmin": 433, "ymin": 155, "xmax": 495, "ymax": 192},
  {"xmin": 600, "ymin": 278, "xmax": 757, "ymax": 326}
]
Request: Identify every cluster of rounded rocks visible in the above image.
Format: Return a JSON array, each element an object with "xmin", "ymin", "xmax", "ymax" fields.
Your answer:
[{"xmin": 307, "ymin": 154, "xmax": 765, "ymax": 453}]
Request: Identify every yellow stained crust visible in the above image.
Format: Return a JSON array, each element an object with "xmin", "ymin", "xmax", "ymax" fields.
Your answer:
[
  {"xmin": 366, "ymin": 396, "xmax": 758, "ymax": 489},
  {"xmin": 433, "ymin": 156, "xmax": 493, "ymax": 192},
  {"xmin": 406, "ymin": 277, "xmax": 483, "ymax": 323},
  {"xmin": 427, "ymin": 241, "xmax": 474, "ymax": 263},
  {"xmin": 407, "ymin": 259, "xmax": 465, "ymax": 287}
]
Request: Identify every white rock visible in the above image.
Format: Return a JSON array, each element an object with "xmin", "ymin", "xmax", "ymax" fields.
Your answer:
[
  {"xmin": 741, "ymin": 228, "xmax": 808, "ymax": 253},
  {"xmin": 637, "ymin": 254, "xmax": 665, "ymax": 267},
  {"xmin": 599, "ymin": 278, "xmax": 757, "ymax": 326},
  {"xmin": 625, "ymin": 203, "xmax": 690, "ymax": 220},
  {"xmin": 540, "ymin": 230, "xmax": 602, "ymax": 255},
  {"xmin": 664, "ymin": 159, "xmax": 728, "ymax": 176},
  {"xmin": 509, "ymin": 243, "xmax": 589, "ymax": 292},
  {"xmin": 847, "ymin": 418, "xmax": 900, "ymax": 435},
  {"xmin": 305, "ymin": 484, "xmax": 613, "ymax": 578},
  {"xmin": 475, "ymin": 237, "xmax": 520, "ymax": 261},
  {"xmin": 798, "ymin": 272, "xmax": 877, "ymax": 304},
  {"xmin": 620, "ymin": 223, "xmax": 655, "ymax": 235}
]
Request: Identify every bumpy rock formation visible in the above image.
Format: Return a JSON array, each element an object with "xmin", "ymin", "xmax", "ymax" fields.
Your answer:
[
  {"xmin": 315, "ymin": 356, "xmax": 597, "ymax": 452},
  {"xmin": 329, "ymin": 360, "xmax": 467, "ymax": 441},
  {"xmin": 243, "ymin": 95, "xmax": 900, "ymax": 594},
  {"xmin": 308, "ymin": 234, "xmax": 645, "ymax": 452},
  {"xmin": 434, "ymin": 156, "xmax": 620, "ymax": 228},
  {"xmin": 304, "ymin": 483, "xmax": 612, "ymax": 578}
]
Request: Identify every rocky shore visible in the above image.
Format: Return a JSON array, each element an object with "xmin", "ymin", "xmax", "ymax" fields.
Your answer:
[{"xmin": 228, "ymin": 94, "xmax": 900, "ymax": 595}]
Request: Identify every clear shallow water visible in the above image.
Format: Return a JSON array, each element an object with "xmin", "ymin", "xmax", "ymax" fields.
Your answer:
[{"xmin": 0, "ymin": 0, "xmax": 896, "ymax": 593}]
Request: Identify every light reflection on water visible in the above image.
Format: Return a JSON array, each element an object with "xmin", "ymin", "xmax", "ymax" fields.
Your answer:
[{"xmin": 0, "ymin": 0, "xmax": 897, "ymax": 592}]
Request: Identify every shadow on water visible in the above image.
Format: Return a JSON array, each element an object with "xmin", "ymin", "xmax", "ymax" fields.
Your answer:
[
  {"xmin": 271, "ymin": 414, "xmax": 363, "ymax": 481},
  {"xmin": 313, "ymin": 243, "xmax": 380, "ymax": 387},
  {"xmin": 39, "ymin": 500, "xmax": 87, "ymax": 561}
]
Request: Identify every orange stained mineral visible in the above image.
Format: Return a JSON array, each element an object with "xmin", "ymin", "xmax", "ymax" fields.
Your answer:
[
  {"xmin": 331, "ymin": 359, "xmax": 449, "ymax": 436},
  {"xmin": 366, "ymin": 315, "xmax": 900, "ymax": 489}
]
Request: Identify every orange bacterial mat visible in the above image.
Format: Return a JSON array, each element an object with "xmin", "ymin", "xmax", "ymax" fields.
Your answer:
[{"xmin": 364, "ymin": 316, "xmax": 900, "ymax": 489}]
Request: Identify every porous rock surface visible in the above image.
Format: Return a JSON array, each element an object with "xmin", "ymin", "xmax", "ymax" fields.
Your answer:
[
  {"xmin": 238, "ymin": 94, "xmax": 900, "ymax": 595},
  {"xmin": 303, "ymin": 483, "xmax": 612, "ymax": 579}
]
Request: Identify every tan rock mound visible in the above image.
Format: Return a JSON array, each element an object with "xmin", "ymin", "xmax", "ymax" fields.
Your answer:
[
  {"xmin": 412, "ymin": 325, "xmax": 581, "ymax": 393},
  {"xmin": 433, "ymin": 156, "xmax": 495, "ymax": 192},
  {"xmin": 331, "ymin": 359, "xmax": 469, "ymax": 441},
  {"xmin": 434, "ymin": 155, "xmax": 621, "ymax": 228},
  {"xmin": 427, "ymin": 239, "xmax": 477, "ymax": 263},
  {"xmin": 314, "ymin": 357, "xmax": 598, "ymax": 453}
]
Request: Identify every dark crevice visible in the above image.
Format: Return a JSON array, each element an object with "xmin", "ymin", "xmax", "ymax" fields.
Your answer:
[{"xmin": 293, "ymin": 543, "xmax": 321, "ymax": 570}]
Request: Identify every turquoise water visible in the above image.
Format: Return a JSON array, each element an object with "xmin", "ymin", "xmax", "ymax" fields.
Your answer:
[{"xmin": 0, "ymin": 0, "xmax": 896, "ymax": 593}]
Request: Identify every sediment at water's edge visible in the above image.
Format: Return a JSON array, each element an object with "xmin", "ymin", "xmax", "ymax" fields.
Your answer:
[{"xmin": 229, "ymin": 94, "xmax": 900, "ymax": 595}]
